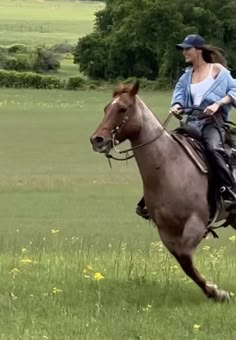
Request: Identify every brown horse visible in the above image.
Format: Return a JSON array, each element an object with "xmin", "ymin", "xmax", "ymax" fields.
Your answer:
[{"xmin": 90, "ymin": 81, "xmax": 231, "ymax": 302}]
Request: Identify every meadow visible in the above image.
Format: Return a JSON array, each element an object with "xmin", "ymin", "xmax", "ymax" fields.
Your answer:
[
  {"xmin": 0, "ymin": 0, "xmax": 104, "ymax": 46},
  {"xmin": 0, "ymin": 88, "xmax": 236, "ymax": 339},
  {"xmin": 1, "ymin": 1, "xmax": 236, "ymax": 339}
]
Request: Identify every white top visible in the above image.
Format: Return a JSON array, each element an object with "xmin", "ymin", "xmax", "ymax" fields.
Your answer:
[{"xmin": 190, "ymin": 64, "xmax": 215, "ymax": 105}]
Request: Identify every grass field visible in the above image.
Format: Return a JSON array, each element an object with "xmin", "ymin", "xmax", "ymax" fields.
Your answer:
[
  {"xmin": 0, "ymin": 88, "xmax": 236, "ymax": 339},
  {"xmin": 1, "ymin": 1, "xmax": 236, "ymax": 339},
  {"xmin": 0, "ymin": 0, "xmax": 104, "ymax": 46}
]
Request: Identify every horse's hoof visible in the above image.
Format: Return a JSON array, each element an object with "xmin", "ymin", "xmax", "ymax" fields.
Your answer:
[
  {"xmin": 213, "ymin": 289, "xmax": 230, "ymax": 303},
  {"xmin": 206, "ymin": 282, "xmax": 230, "ymax": 302}
]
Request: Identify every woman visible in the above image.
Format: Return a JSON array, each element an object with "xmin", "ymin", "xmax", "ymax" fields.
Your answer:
[{"xmin": 136, "ymin": 34, "xmax": 236, "ymax": 220}]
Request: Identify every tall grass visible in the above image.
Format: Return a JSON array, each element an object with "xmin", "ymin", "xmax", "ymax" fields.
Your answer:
[{"xmin": 0, "ymin": 89, "xmax": 236, "ymax": 339}]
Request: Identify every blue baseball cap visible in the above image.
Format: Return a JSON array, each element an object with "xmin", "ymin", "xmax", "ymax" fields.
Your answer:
[{"xmin": 176, "ymin": 34, "xmax": 206, "ymax": 49}]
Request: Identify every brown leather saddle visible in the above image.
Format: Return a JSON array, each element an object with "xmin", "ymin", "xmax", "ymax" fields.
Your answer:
[{"xmin": 171, "ymin": 131, "xmax": 208, "ymax": 174}]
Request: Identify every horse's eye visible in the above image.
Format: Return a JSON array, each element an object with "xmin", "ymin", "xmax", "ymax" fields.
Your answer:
[{"xmin": 120, "ymin": 107, "xmax": 127, "ymax": 114}]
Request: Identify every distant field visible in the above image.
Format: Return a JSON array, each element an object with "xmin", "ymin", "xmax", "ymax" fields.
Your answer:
[{"xmin": 0, "ymin": 0, "xmax": 104, "ymax": 46}]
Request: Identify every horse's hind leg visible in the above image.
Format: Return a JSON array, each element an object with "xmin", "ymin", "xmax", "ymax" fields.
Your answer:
[
  {"xmin": 173, "ymin": 253, "xmax": 229, "ymax": 302},
  {"xmin": 159, "ymin": 214, "xmax": 230, "ymax": 302}
]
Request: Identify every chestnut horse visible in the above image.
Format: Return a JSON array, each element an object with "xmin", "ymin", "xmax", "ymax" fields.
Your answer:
[{"xmin": 90, "ymin": 81, "xmax": 230, "ymax": 302}]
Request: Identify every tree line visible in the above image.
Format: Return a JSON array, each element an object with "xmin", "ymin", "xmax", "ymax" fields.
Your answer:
[{"xmin": 74, "ymin": 0, "xmax": 236, "ymax": 83}]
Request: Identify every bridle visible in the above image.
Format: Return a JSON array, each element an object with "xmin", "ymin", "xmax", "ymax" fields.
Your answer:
[
  {"xmin": 106, "ymin": 105, "xmax": 211, "ymax": 163},
  {"xmin": 105, "ymin": 108, "xmax": 174, "ymax": 165}
]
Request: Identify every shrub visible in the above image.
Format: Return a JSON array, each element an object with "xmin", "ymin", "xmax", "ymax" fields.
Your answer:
[
  {"xmin": 51, "ymin": 43, "xmax": 75, "ymax": 54},
  {"xmin": 32, "ymin": 47, "xmax": 60, "ymax": 73},
  {"xmin": 66, "ymin": 76, "xmax": 86, "ymax": 90},
  {"xmin": 0, "ymin": 70, "xmax": 63, "ymax": 89},
  {"xmin": 8, "ymin": 44, "xmax": 28, "ymax": 54},
  {"xmin": 5, "ymin": 54, "xmax": 32, "ymax": 72}
]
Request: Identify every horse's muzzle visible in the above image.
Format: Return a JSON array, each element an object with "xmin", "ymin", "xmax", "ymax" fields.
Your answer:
[{"xmin": 90, "ymin": 135, "xmax": 113, "ymax": 153}]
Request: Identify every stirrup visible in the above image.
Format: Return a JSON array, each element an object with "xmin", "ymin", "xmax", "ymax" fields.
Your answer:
[{"xmin": 220, "ymin": 186, "xmax": 236, "ymax": 202}]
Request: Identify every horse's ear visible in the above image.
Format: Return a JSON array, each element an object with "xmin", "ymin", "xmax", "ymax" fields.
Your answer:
[{"xmin": 129, "ymin": 80, "xmax": 140, "ymax": 97}]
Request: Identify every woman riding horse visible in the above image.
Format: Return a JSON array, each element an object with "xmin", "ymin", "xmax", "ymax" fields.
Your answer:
[{"xmin": 137, "ymin": 34, "xmax": 236, "ymax": 220}]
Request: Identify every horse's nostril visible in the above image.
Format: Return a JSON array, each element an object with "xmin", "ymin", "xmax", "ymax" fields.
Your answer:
[{"xmin": 95, "ymin": 136, "xmax": 105, "ymax": 145}]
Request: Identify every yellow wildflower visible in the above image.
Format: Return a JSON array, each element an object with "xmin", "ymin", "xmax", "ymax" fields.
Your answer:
[
  {"xmin": 171, "ymin": 265, "xmax": 179, "ymax": 273},
  {"xmin": 19, "ymin": 258, "xmax": 33, "ymax": 265},
  {"xmin": 142, "ymin": 304, "xmax": 152, "ymax": 311},
  {"xmin": 229, "ymin": 235, "xmax": 236, "ymax": 242},
  {"xmin": 203, "ymin": 245, "xmax": 210, "ymax": 251},
  {"xmin": 21, "ymin": 247, "xmax": 27, "ymax": 254},
  {"xmin": 51, "ymin": 229, "xmax": 60, "ymax": 234},
  {"xmin": 93, "ymin": 272, "xmax": 104, "ymax": 281},
  {"xmin": 193, "ymin": 324, "xmax": 201, "ymax": 330},
  {"xmin": 230, "ymin": 292, "xmax": 235, "ymax": 297},
  {"xmin": 52, "ymin": 287, "xmax": 62, "ymax": 294}
]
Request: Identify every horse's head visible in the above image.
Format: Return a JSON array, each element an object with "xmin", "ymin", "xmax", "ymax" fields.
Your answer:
[{"xmin": 90, "ymin": 81, "xmax": 141, "ymax": 154}]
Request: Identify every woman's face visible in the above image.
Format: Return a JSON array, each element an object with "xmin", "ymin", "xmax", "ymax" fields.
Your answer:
[{"xmin": 182, "ymin": 47, "xmax": 201, "ymax": 63}]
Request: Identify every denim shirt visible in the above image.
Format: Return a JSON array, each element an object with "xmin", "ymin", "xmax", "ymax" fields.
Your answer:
[{"xmin": 171, "ymin": 66, "xmax": 236, "ymax": 130}]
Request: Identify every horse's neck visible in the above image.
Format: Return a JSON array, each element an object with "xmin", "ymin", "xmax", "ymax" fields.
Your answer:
[{"xmin": 132, "ymin": 97, "xmax": 173, "ymax": 185}]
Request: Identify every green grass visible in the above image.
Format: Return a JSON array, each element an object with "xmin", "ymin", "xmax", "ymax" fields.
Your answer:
[
  {"xmin": 57, "ymin": 57, "xmax": 83, "ymax": 80},
  {"xmin": 0, "ymin": 0, "xmax": 104, "ymax": 46},
  {"xmin": 0, "ymin": 88, "xmax": 236, "ymax": 339}
]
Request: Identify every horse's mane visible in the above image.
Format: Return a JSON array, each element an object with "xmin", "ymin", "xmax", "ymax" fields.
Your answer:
[{"xmin": 113, "ymin": 83, "xmax": 133, "ymax": 97}]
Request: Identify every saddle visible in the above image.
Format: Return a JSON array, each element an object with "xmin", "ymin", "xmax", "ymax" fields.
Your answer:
[
  {"xmin": 171, "ymin": 123, "xmax": 236, "ymax": 223},
  {"xmin": 172, "ymin": 122, "xmax": 236, "ymax": 174}
]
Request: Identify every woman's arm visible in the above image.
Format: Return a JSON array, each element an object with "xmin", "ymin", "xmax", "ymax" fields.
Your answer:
[
  {"xmin": 204, "ymin": 65, "xmax": 236, "ymax": 115},
  {"xmin": 216, "ymin": 95, "xmax": 233, "ymax": 107},
  {"xmin": 214, "ymin": 63, "xmax": 236, "ymax": 107},
  {"xmin": 226, "ymin": 75, "xmax": 236, "ymax": 107},
  {"xmin": 171, "ymin": 75, "xmax": 186, "ymax": 108}
]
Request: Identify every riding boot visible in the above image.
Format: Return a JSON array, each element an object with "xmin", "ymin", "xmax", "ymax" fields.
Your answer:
[
  {"xmin": 207, "ymin": 150, "xmax": 236, "ymax": 201},
  {"xmin": 202, "ymin": 120, "xmax": 236, "ymax": 203},
  {"xmin": 136, "ymin": 197, "xmax": 150, "ymax": 220}
]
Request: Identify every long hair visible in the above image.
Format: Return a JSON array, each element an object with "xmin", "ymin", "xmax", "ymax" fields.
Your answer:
[{"xmin": 198, "ymin": 45, "xmax": 227, "ymax": 67}]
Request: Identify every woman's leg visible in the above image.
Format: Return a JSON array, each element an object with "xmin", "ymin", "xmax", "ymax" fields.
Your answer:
[{"xmin": 201, "ymin": 123, "xmax": 236, "ymax": 200}]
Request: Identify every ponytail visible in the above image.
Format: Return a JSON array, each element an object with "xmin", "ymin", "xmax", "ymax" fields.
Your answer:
[{"xmin": 199, "ymin": 45, "xmax": 227, "ymax": 67}]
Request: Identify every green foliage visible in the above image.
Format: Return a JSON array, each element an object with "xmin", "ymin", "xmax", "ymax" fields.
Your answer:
[
  {"xmin": 0, "ymin": 70, "xmax": 63, "ymax": 89},
  {"xmin": 32, "ymin": 47, "xmax": 61, "ymax": 73},
  {"xmin": 0, "ymin": 45, "xmax": 61, "ymax": 74},
  {"xmin": 66, "ymin": 76, "xmax": 86, "ymax": 90},
  {"xmin": 51, "ymin": 42, "xmax": 75, "ymax": 54},
  {"xmin": 8, "ymin": 44, "xmax": 28, "ymax": 54},
  {"xmin": 0, "ymin": 45, "xmax": 7, "ymax": 53},
  {"xmin": 74, "ymin": 0, "xmax": 236, "ymax": 81},
  {"xmin": 5, "ymin": 54, "xmax": 32, "ymax": 72},
  {"xmin": 0, "ymin": 48, "xmax": 7, "ymax": 69},
  {"xmin": 74, "ymin": 32, "xmax": 108, "ymax": 79}
]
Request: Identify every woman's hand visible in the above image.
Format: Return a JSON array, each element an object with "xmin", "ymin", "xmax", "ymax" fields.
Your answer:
[
  {"xmin": 169, "ymin": 104, "xmax": 183, "ymax": 120},
  {"xmin": 203, "ymin": 102, "xmax": 220, "ymax": 116}
]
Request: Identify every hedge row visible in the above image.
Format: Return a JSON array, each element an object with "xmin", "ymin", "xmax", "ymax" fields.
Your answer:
[
  {"xmin": 0, "ymin": 70, "xmax": 171, "ymax": 90},
  {"xmin": 0, "ymin": 70, "xmax": 63, "ymax": 89}
]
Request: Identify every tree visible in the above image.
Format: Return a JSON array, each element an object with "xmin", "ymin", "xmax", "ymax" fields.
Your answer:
[{"xmin": 74, "ymin": 0, "xmax": 236, "ymax": 81}]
